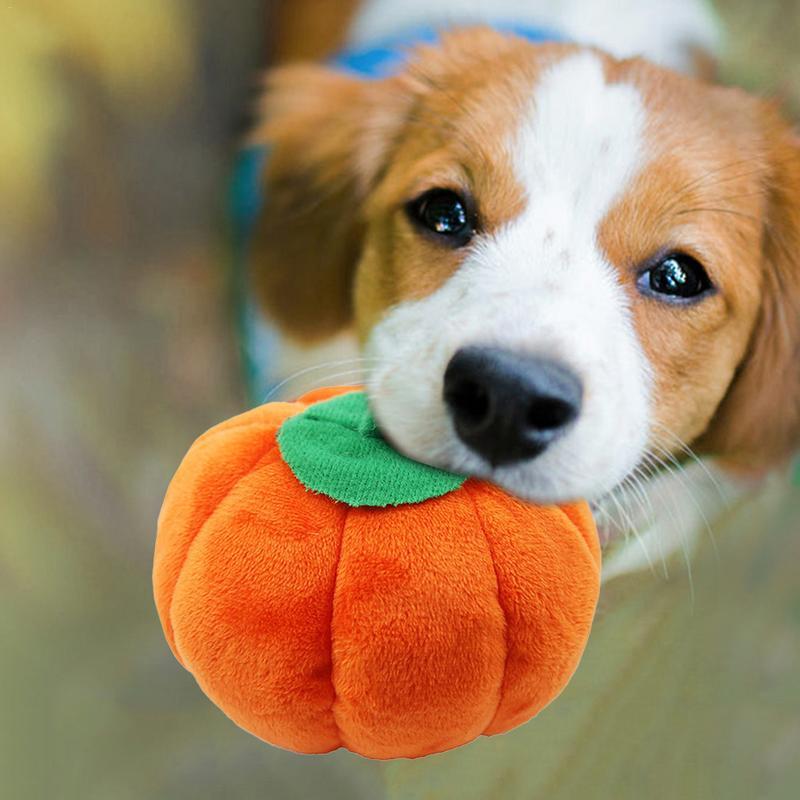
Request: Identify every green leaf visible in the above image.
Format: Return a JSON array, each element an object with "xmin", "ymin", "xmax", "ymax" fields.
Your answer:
[{"xmin": 277, "ymin": 391, "xmax": 466, "ymax": 507}]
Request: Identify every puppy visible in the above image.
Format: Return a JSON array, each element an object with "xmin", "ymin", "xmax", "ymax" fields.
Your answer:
[{"xmin": 248, "ymin": 0, "xmax": 800, "ymax": 567}]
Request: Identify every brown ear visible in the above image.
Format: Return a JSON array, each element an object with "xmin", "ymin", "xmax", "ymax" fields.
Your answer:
[
  {"xmin": 248, "ymin": 64, "xmax": 411, "ymax": 343},
  {"xmin": 698, "ymin": 118, "xmax": 800, "ymax": 471}
]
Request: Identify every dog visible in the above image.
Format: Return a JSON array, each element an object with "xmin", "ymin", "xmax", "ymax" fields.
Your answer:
[{"xmin": 246, "ymin": 0, "xmax": 800, "ymax": 574}]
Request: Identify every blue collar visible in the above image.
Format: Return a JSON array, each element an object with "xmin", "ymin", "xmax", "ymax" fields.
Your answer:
[
  {"xmin": 231, "ymin": 23, "xmax": 560, "ymax": 403},
  {"xmin": 330, "ymin": 23, "xmax": 560, "ymax": 79}
]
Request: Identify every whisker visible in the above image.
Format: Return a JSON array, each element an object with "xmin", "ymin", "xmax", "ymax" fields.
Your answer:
[
  {"xmin": 655, "ymin": 453, "xmax": 696, "ymax": 605},
  {"xmin": 645, "ymin": 442, "xmax": 716, "ymax": 602},
  {"xmin": 263, "ymin": 357, "xmax": 382, "ymax": 402},
  {"xmin": 649, "ymin": 427, "xmax": 725, "ymax": 562},
  {"xmin": 653, "ymin": 158, "xmax": 773, "ymax": 224},
  {"xmin": 651, "ymin": 421, "xmax": 729, "ymax": 509},
  {"xmin": 673, "ymin": 207, "xmax": 760, "ymax": 224},
  {"xmin": 622, "ymin": 468, "xmax": 657, "ymax": 528},
  {"xmin": 600, "ymin": 480, "xmax": 657, "ymax": 573},
  {"xmin": 666, "ymin": 159, "xmax": 767, "ymax": 205},
  {"xmin": 278, "ymin": 370, "xmax": 375, "ymax": 401},
  {"xmin": 639, "ymin": 450, "xmax": 677, "ymax": 578}
]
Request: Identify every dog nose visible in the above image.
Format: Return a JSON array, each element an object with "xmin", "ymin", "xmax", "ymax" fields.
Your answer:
[{"xmin": 443, "ymin": 346, "xmax": 582, "ymax": 466}]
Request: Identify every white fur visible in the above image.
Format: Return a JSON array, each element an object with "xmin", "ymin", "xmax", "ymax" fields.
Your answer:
[
  {"xmin": 349, "ymin": 0, "xmax": 722, "ymax": 74},
  {"xmin": 366, "ymin": 53, "xmax": 651, "ymax": 503}
]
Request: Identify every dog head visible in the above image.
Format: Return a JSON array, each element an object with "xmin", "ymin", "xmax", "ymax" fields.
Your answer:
[{"xmin": 251, "ymin": 29, "xmax": 800, "ymax": 502}]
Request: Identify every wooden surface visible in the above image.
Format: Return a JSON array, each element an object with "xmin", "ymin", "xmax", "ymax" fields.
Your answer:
[{"xmin": 1, "ymin": 1, "xmax": 799, "ymax": 797}]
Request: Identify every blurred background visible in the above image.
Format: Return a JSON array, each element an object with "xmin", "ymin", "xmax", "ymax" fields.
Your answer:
[{"xmin": 1, "ymin": 1, "xmax": 798, "ymax": 798}]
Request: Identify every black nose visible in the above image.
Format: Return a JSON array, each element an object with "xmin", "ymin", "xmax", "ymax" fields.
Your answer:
[{"xmin": 443, "ymin": 346, "xmax": 582, "ymax": 466}]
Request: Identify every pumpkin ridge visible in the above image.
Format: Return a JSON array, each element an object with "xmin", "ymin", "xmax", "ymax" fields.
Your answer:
[
  {"xmin": 167, "ymin": 439, "xmax": 280, "ymax": 659},
  {"xmin": 327, "ymin": 504, "xmax": 350, "ymax": 752},
  {"xmin": 554, "ymin": 504, "xmax": 599, "ymax": 570},
  {"xmin": 464, "ymin": 483, "xmax": 510, "ymax": 736}
]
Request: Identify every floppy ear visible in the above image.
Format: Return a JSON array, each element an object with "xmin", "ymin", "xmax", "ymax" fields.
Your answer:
[
  {"xmin": 248, "ymin": 64, "xmax": 412, "ymax": 343},
  {"xmin": 698, "ymin": 118, "xmax": 800, "ymax": 471}
]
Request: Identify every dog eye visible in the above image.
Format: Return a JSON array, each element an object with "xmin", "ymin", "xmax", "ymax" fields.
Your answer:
[
  {"xmin": 638, "ymin": 253, "xmax": 713, "ymax": 301},
  {"xmin": 406, "ymin": 189, "xmax": 474, "ymax": 246}
]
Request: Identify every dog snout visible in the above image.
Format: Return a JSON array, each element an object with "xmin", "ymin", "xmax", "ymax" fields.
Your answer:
[{"xmin": 443, "ymin": 346, "xmax": 583, "ymax": 466}]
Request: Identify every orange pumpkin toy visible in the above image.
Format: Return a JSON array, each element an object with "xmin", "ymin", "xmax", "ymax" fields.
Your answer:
[{"xmin": 154, "ymin": 387, "xmax": 601, "ymax": 760}]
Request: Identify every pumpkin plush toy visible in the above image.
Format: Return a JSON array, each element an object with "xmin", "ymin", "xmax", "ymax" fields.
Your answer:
[{"xmin": 154, "ymin": 387, "xmax": 601, "ymax": 760}]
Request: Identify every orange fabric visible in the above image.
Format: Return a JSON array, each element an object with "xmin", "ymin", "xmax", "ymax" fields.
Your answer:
[{"xmin": 153, "ymin": 387, "xmax": 601, "ymax": 759}]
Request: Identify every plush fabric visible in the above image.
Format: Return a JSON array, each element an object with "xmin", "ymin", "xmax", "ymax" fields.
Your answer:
[{"xmin": 153, "ymin": 386, "xmax": 601, "ymax": 759}]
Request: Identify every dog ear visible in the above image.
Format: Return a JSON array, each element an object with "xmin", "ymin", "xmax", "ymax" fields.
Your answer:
[
  {"xmin": 248, "ymin": 64, "xmax": 412, "ymax": 343},
  {"xmin": 698, "ymin": 116, "xmax": 800, "ymax": 472}
]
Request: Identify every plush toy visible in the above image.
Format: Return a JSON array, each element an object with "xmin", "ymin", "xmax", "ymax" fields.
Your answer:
[{"xmin": 154, "ymin": 386, "xmax": 601, "ymax": 759}]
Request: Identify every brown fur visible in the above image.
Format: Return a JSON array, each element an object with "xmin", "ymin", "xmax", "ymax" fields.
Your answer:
[
  {"xmin": 248, "ymin": 64, "xmax": 412, "ymax": 341},
  {"xmin": 251, "ymin": 28, "xmax": 800, "ymax": 469},
  {"xmin": 696, "ymin": 118, "xmax": 800, "ymax": 470},
  {"xmin": 601, "ymin": 61, "xmax": 800, "ymax": 469},
  {"xmin": 600, "ymin": 62, "xmax": 769, "ymax": 455}
]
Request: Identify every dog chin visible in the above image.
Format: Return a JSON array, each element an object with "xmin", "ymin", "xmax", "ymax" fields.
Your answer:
[{"xmin": 450, "ymin": 453, "xmax": 638, "ymax": 506}]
